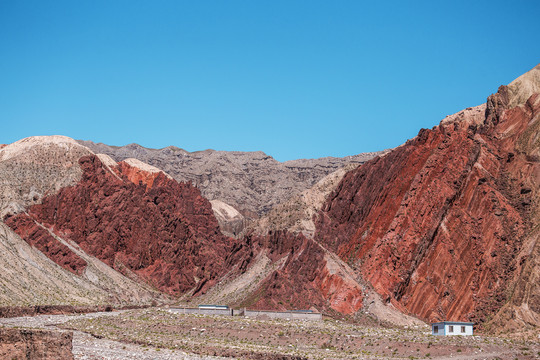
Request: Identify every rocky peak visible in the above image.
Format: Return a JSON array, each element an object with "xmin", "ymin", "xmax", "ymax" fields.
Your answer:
[
  {"xmin": 313, "ymin": 64, "xmax": 540, "ymax": 332},
  {"xmin": 507, "ymin": 63, "xmax": 540, "ymax": 108},
  {"xmin": 0, "ymin": 136, "xmax": 94, "ymax": 217},
  {"xmin": 77, "ymin": 140, "xmax": 385, "ymax": 222}
]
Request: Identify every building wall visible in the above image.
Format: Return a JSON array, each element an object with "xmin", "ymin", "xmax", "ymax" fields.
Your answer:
[
  {"xmin": 169, "ymin": 307, "xmax": 232, "ymax": 316},
  {"xmin": 432, "ymin": 323, "xmax": 473, "ymax": 336},
  {"xmin": 168, "ymin": 307, "xmax": 322, "ymax": 321},
  {"xmin": 444, "ymin": 324, "xmax": 473, "ymax": 336},
  {"xmin": 244, "ymin": 309, "xmax": 322, "ymax": 321},
  {"xmin": 431, "ymin": 323, "xmax": 445, "ymax": 335}
]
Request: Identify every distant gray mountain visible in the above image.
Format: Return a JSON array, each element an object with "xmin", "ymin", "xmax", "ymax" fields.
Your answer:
[{"xmin": 77, "ymin": 140, "xmax": 385, "ymax": 222}]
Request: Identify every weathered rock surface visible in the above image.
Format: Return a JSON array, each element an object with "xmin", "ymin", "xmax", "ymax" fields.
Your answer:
[
  {"xmin": 5, "ymin": 155, "xmax": 239, "ymax": 296},
  {"xmin": 196, "ymin": 229, "xmax": 366, "ymax": 316},
  {"xmin": 0, "ymin": 135, "xmax": 92, "ymax": 217},
  {"xmin": 314, "ymin": 64, "xmax": 540, "ymax": 331},
  {"xmin": 0, "ymin": 327, "xmax": 73, "ymax": 360},
  {"xmin": 210, "ymin": 200, "xmax": 248, "ymax": 237},
  {"xmin": 77, "ymin": 140, "xmax": 384, "ymax": 221},
  {"xmin": 0, "ymin": 219, "xmax": 158, "ymax": 307},
  {"xmin": 248, "ymin": 164, "xmax": 359, "ymax": 238},
  {"xmin": 0, "ymin": 305, "xmax": 115, "ymax": 318}
]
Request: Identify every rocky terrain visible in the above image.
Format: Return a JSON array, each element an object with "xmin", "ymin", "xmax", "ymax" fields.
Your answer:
[
  {"xmin": 0, "ymin": 64, "xmax": 538, "ymax": 344},
  {"xmin": 0, "ymin": 135, "xmax": 91, "ymax": 218},
  {"xmin": 314, "ymin": 64, "xmax": 540, "ymax": 333},
  {"xmin": 0, "ymin": 310, "xmax": 227, "ymax": 360},
  {"xmin": 0, "ymin": 135, "xmax": 375, "ymax": 323},
  {"xmin": 77, "ymin": 140, "xmax": 383, "ymax": 223},
  {"xmin": 0, "ymin": 327, "xmax": 74, "ymax": 360},
  {"xmin": 210, "ymin": 200, "xmax": 249, "ymax": 238},
  {"xmin": 247, "ymin": 164, "xmax": 359, "ymax": 238},
  {"xmin": 40, "ymin": 308, "xmax": 540, "ymax": 359},
  {"xmin": 0, "ymin": 137, "xmax": 161, "ymax": 307},
  {"xmin": 4, "ymin": 154, "xmax": 240, "ymax": 296}
]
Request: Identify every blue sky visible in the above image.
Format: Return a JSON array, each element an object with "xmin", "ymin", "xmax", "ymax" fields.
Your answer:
[{"xmin": 1, "ymin": 1, "xmax": 539, "ymax": 161}]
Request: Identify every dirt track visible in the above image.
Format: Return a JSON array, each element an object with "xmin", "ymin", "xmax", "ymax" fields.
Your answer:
[{"xmin": 1, "ymin": 309, "xmax": 538, "ymax": 359}]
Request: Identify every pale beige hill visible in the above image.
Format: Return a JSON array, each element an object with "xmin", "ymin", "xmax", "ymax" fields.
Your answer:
[
  {"xmin": 440, "ymin": 104, "xmax": 486, "ymax": 125},
  {"xmin": 0, "ymin": 221, "xmax": 160, "ymax": 306},
  {"xmin": 123, "ymin": 158, "xmax": 173, "ymax": 179},
  {"xmin": 0, "ymin": 136, "xmax": 166, "ymax": 306},
  {"xmin": 193, "ymin": 250, "xmax": 285, "ymax": 307},
  {"xmin": 210, "ymin": 200, "xmax": 247, "ymax": 237},
  {"xmin": 0, "ymin": 135, "xmax": 92, "ymax": 217},
  {"xmin": 248, "ymin": 163, "xmax": 359, "ymax": 238},
  {"xmin": 507, "ymin": 63, "xmax": 540, "ymax": 107}
]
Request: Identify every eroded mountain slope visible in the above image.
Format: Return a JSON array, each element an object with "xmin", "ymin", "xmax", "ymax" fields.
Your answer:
[
  {"xmin": 248, "ymin": 164, "xmax": 358, "ymax": 238},
  {"xmin": 5, "ymin": 155, "xmax": 239, "ymax": 296},
  {"xmin": 0, "ymin": 137, "xmax": 161, "ymax": 306},
  {"xmin": 314, "ymin": 64, "xmax": 540, "ymax": 332},
  {"xmin": 77, "ymin": 140, "xmax": 383, "ymax": 220}
]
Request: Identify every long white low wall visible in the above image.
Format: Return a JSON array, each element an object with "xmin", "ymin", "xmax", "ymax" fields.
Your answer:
[
  {"xmin": 244, "ymin": 309, "xmax": 322, "ymax": 321},
  {"xmin": 168, "ymin": 307, "xmax": 322, "ymax": 321},
  {"xmin": 169, "ymin": 307, "xmax": 233, "ymax": 316}
]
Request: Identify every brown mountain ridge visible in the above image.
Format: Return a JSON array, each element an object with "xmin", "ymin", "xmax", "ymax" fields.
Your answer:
[{"xmin": 0, "ymin": 64, "xmax": 538, "ymax": 335}]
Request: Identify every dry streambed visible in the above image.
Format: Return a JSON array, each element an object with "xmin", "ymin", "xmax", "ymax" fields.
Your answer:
[{"xmin": 60, "ymin": 308, "xmax": 539, "ymax": 359}]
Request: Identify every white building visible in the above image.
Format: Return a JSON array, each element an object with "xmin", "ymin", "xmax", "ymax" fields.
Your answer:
[{"xmin": 431, "ymin": 321, "xmax": 473, "ymax": 336}]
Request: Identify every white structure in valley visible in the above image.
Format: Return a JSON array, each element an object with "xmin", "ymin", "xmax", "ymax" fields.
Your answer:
[{"xmin": 431, "ymin": 321, "xmax": 473, "ymax": 336}]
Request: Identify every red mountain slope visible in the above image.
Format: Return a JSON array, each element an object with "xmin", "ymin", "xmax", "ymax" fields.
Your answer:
[
  {"xmin": 315, "ymin": 76, "xmax": 539, "ymax": 326},
  {"xmin": 5, "ymin": 155, "xmax": 237, "ymax": 296},
  {"xmin": 229, "ymin": 231, "xmax": 365, "ymax": 315}
]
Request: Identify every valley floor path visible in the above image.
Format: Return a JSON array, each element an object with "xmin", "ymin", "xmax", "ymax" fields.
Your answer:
[{"xmin": 0, "ymin": 311, "xmax": 226, "ymax": 360}]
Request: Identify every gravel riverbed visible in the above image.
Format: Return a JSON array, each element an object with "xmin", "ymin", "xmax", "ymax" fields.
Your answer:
[{"xmin": 0, "ymin": 311, "xmax": 226, "ymax": 360}]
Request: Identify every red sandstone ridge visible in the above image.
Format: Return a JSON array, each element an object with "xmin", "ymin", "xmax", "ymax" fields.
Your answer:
[
  {"xmin": 5, "ymin": 155, "xmax": 238, "ymax": 296},
  {"xmin": 4, "ymin": 215, "xmax": 87, "ymax": 275},
  {"xmin": 225, "ymin": 230, "xmax": 365, "ymax": 315},
  {"xmin": 315, "ymin": 66, "xmax": 540, "ymax": 327},
  {"xmin": 116, "ymin": 158, "xmax": 169, "ymax": 189}
]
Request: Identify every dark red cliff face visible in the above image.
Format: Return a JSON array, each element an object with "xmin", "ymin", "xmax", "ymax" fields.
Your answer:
[
  {"xmin": 5, "ymin": 156, "xmax": 236, "ymax": 296},
  {"xmin": 233, "ymin": 231, "xmax": 364, "ymax": 314},
  {"xmin": 315, "ymin": 88, "xmax": 539, "ymax": 323},
  {"xmin": 4, "ymin": 214, "xmax": 87, "ymax": 275},
  {"xmin": 3, "ymin": 154, "xmax": 364, "ymax": 312},
  {"xmin": 116, "ymin": 161, "xmax": 163, "ymax": 189}
]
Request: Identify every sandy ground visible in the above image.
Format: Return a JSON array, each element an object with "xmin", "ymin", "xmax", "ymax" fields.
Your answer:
[
  {"xmin": 0, "ymin": 311, "xmax": 225, "ymax": 360},
  {"xmin": 2, "ymin": 308, "xmax": 535, "ymax": 360},
  {"xmin": 1, "ymin": 309, "xmax": 538, "ymax": 359}
]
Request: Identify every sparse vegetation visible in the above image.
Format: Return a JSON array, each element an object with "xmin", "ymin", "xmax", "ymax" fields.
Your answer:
[{"xmin": 55, "ymin": 308, "xmax": 540, "ymax": 359}]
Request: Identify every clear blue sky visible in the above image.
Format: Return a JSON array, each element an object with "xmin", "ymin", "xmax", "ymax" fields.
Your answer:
[{"xmin": 1, "ymin": 1, "xmax": 539, "ymax": 161}]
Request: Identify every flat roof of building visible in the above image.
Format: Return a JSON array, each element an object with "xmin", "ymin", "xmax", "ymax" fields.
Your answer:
[{"xmin": 431, "ymin": 321, "xmax": 474, "ymax": 325}]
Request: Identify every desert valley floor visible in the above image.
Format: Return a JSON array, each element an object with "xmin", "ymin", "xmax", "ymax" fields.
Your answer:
[{"xmin": 1, "ymin": 308, "xmax": 539, "ymax": 360}]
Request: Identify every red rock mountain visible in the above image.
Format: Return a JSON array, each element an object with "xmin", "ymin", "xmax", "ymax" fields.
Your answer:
[
  {"xmin": 222, "ymin": 231, "xmax": 366, "ymax": 316},
  {"xmin": 5, "ymin": 155, "xmax": 237, "ymax": 296},
  {"xmin": 314, "ymin": 65, "xmax": 539, "ymax": 330},
  {"xmin": 0, "ymin": 65, "xmax": 538, "ymax": 334}
]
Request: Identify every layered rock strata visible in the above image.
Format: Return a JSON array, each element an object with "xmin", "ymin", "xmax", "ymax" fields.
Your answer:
[
  {"xmin": 314, "ymin": 64, "xmax": 540, "ymax": 330},
  {"xmin": 215, "ymin": 230, "xmax": 366, "ymax": 315},
  {"xmin": 78, "ymin": 140, "xmax": 384, "ymax": 220},
  {"xmin": 5, "ymin": 155, "xmax": 238, "ymax": 296},
  {"xmin": 0, "ymin": 327, "xmax": 73, "ymax": 360}
]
